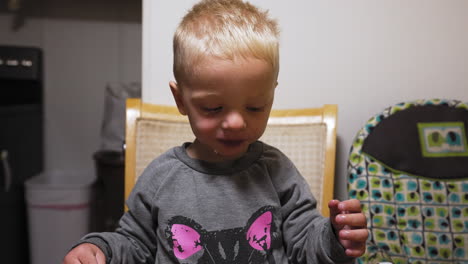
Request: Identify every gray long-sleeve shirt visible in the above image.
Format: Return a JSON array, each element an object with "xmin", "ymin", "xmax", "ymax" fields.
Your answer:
[{"xmin": 80, "ymin": 141, "xmax": 354, "ymax": 264}]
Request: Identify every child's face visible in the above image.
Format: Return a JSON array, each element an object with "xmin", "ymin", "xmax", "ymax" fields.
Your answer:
[{"xmin": 170, "ymin": 57, "xmax": 277, "ymax": 162}]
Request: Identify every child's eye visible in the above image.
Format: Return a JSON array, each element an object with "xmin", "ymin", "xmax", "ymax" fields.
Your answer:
[
  {"xmin": 202, "ymin": 106, "xmax": 222, "ymax": 112},
  {"xmin": 247, "ymin": 106, "xmax": 264, "ymax": 112}
]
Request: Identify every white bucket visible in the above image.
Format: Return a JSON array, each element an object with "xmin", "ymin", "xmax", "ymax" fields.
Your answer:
[{"xmin": 25, "ymin": 170, "xmax": 95, "ymax": 264}]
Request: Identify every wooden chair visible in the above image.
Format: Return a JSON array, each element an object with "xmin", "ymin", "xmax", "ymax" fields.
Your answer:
[{"xmin": 125, "ymin": 98, "xmax": 337, "ymax": 216}]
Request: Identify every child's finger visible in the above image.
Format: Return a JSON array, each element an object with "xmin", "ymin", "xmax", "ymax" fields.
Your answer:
[
  {"xmin": 338, "ymin": 228, "xmax": 369, "ymax": 242},
  {"xmin": 344, "ymin": 246, "xmax": 367, "ymax": 257},
  {"xmin": 335, "ymin": 213, "xmax": 367, "ymax": 227},
  {"xmin": 338, "ymin": 199, "xmax": 362, "ymax": 213},
  {"xmin": 339, "ymin": 238, "xmax": 367, "ymax": 257},
  {"xmin": 328, "ymin": 199, "xmax": 341, "ymax": 216}
]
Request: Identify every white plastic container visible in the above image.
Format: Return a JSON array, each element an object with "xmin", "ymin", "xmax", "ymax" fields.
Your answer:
[{"xmin": 25, "ymin": 170, "xmax": 95, "ymax": 264}]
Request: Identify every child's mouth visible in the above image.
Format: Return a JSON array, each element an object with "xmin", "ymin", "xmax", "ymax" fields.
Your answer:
[{"xmin": 219, "ymin": 139, "xmax": 245, "ymax": 147}]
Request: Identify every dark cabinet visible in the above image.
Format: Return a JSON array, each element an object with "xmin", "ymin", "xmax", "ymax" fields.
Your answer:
[{"xmin": 0, "ymin": 45, "xmax": 43, "ymax": 264}]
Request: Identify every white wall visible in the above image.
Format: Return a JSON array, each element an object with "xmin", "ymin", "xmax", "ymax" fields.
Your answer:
[
  {"xmin": 1, "ymin": 0, "xmax": 141, "ymax": 173},
  {"xmin": 143, "ymin": 0, "xmax": 468, "ymax": 199}
]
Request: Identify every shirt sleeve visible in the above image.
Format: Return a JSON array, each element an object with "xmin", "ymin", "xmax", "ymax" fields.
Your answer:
[
  {"xmin": 76, "ymin": 159, "xmax": 161, "ymax": 264},
  {"xmin": 264, "ymin": 146, "xmax": 355, "ymax": 264}
]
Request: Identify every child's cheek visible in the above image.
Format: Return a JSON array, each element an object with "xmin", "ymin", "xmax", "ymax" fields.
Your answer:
[{"xmin": 196, "ymin": 119, "xmax": 219, "ymax": 134}]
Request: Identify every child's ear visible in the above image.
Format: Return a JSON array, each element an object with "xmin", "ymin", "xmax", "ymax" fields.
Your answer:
[{"xmin": 169, "ymin": 81, "xmax": 187, "ymax": 115}]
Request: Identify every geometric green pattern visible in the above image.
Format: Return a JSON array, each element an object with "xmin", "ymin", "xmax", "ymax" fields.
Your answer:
[{"xmin": 348, "ymin": 99, "xmax": 468, "ymax": 264}]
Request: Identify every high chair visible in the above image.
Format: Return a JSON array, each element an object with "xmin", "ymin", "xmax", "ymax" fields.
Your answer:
[
  {"xmin": 348, "ymin": 99, "xmax": 468, "ymax": 264},
  {"xmin": 125, "ymin": 98, "xmax": 337, "ymax": 216}
]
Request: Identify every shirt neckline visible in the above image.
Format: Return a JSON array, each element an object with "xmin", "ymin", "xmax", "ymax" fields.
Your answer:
[{"xmin": 174, "ymin": 141, "xmax": 264, "ymax": 175}]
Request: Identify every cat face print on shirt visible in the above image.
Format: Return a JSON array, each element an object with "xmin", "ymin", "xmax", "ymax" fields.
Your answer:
[{"xmin": 165, "ymin": 206, "xmax": 279, "ymax": 264}]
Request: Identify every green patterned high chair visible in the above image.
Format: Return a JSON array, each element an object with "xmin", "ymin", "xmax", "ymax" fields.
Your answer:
[{"xmin": 348, "ymin": 99, "xmax": 468, "ymax": 264}]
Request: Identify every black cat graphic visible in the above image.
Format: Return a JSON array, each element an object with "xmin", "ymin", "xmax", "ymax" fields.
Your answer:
[{"xmin": 165, "ymin": 206, "xmax": 278, "ymax": 264}]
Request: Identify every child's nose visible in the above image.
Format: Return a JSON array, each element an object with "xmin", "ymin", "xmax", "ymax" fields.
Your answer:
[{"xmin": 222, "ymin": 111, "xmax": 246, "ymax": 130}]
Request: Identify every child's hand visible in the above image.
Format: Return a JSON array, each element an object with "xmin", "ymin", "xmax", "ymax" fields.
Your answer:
[
  {"xmin": 62, "ymin": 243, "xmax": 106, "ymax": 264},
  {"xmin": 328, "ymin": 199, "xmax": 368, "ymax": 257}
]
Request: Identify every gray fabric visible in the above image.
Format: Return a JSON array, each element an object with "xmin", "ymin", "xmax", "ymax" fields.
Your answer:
[
  {"xmin": 79, "ymin": 141, "xmax": 354, "ymax": 264},
  {"xmin": 100, "ymin": 82, "xmax": 141, "ymax": 151}
]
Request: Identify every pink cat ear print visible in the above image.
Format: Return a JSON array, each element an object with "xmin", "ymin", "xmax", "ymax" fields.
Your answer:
[
  {"xmin": 246, "ymin": 211, "xmax": 272, "ymax": 251},
  {"xmin": 171, "ymin": 224, "xmax": 202, "ymax": 259}
]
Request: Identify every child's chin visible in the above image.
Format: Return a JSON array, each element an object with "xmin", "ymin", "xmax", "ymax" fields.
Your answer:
[{"xmin": 217, "ymin": 148, "xmax": 248, "ymax": 160}]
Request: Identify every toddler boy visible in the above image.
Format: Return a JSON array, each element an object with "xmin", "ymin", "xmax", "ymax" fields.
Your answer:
[{"xmin": 63, "ymin": 0, "xmax": 367, "ymax": 263}]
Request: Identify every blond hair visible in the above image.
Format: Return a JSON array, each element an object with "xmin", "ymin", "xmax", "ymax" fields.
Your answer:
[{"xmin": 173, "ymin": 0, "xmax": 280, "ymax": 84}]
